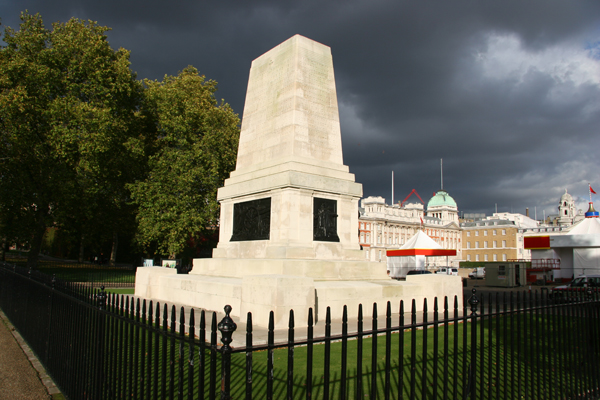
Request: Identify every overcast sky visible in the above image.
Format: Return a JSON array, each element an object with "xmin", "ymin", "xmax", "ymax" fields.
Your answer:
[{"xmin": 2, "ymin": 1, "xmax": 600, "ymax": 219}]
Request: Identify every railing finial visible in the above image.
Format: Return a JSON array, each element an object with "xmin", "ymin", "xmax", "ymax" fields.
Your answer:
[
  {"xmin": 97, "ymin": 286, "xmax": 107, "ymax": 310},
  {"xmin": 468, "ymin": 288, "xmax": 479, "ymax": 316},
  {"xmin": 218, "ymin": 305, "xmax": 237, "ymax": 349}
]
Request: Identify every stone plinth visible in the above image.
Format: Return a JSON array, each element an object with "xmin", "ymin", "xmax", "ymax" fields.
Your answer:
[{"xmin": 136, "ymin": 267, "xmax": 463, "ymax": 328}]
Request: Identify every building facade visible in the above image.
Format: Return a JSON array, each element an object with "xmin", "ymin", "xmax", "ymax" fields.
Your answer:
[
  {"xmin": 461, "ymin": 219, "xmax": 520, "ymax": 262},
  {"xmin": 359, "ymin": 192, "xmax": 462, "ymax": 267}
]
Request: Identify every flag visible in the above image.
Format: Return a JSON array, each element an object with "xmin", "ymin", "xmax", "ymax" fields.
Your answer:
[{"xmin": 591, "ymin": 185, "xmax": 597, "ymax": 195}]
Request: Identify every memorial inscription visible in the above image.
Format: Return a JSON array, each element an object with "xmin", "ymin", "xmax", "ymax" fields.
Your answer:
[
  {"xmin": 313, "ymin": 198, "xmax": 339, "ymax": 242},
  {"xmin": 231, "ymin": 198, "xmax": 271, "ymax": 241}
]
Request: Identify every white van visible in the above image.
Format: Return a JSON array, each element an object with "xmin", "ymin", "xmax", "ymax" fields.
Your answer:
[
  {"xmin": 436, "ymin": 267, "xmax": 458, "ymax": 276},
  {"xmin": 468, "ymin": 267, "xmax": 485, "ymax": 279}
]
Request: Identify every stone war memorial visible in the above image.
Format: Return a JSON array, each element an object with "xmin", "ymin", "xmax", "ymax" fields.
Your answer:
[{"xmin": 135, "ymin": 35, "xmax": 462, "ymax": 328}]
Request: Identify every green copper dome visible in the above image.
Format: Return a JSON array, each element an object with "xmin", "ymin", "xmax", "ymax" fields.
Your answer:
[{"xmin": 427, "ymin": 190, "xmax": 457, "ymax": 208}]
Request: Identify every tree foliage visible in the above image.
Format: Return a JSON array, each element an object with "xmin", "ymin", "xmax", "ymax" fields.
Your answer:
[
  {"xmin": 0, "ymin": 12, "xmax": 239, "ymax": 265},
  {"xmin": 129, "ymin": 67, "xmax": 240, "ymax": 258},
  {"xmin": 0, "ymin": 12, "xmax": 144, "ymax": 267}
]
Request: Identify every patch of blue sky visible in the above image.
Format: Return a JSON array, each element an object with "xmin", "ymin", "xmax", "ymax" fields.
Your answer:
[{"xmin": 584, "ymin": 40, "xmax": 600, "ymax": 60}]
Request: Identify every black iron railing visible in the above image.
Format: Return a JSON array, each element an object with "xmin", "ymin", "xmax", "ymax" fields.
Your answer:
[{"xmin": 0, "ymin": 261, "xmax": 599, "ymax": 399}]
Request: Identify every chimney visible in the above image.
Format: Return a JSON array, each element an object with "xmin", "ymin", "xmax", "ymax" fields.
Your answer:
[{"xmin": 526, "ymin": 208, "xmax": 529, "ymax": 218}]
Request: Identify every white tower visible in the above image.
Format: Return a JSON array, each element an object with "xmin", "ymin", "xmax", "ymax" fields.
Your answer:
[{"xmin": 558, "ymin": 189, "xmax": 577, "ymax": 226}]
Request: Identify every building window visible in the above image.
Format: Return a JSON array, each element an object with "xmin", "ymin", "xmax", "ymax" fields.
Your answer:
[
  {"xmin": 502, "ymin": 240, "xmax": 506, "ymax": 248},
  {"xmin": 493, "ymin": 230, "xmax": 497, "ymax": 235},
  {"xmin": 475, "ymin": 242, "xmax": 479, "ymax": 249},
  {"xmin": 484, "ymin": 231, "xmax": 488, "ymax": 236},
  {"xmin": 484, "ymin": 241, "xmax": 488, "ymax": 248},
  {"xmin": 502, "ymin": 254, "xmax": 507, "ymax": 261},
  {"xmin": 502, "ymin": 229, "xmax": 506, "ymax": 235},
  {"xmin": 467, "ymin": 254, "xmax": 471, "ymax": 261},
  {"xmin": 475, "ymin": 255, "xmax": 480, "ymax": 261},
  {"xmin": 498, "ymin": 265, "xmax": 506, "ymax": 277},
  {"xmin": 493, "ymin": 240, "xmax": 497, "ymax": 248},
  {"xmin": 467, "ymin": 242, "xmax": 471, "ymax": 249},
  {"xmin": 475, "ymin": 231, "xmax": 479, "ymax": 236},
  {"xmin": 484, "ymin": 254, "xmax": 488, "ymax": 261},
  {"xmin": 467, "ymin": 232, "xmax": 470, "ymax": 237},
  {"xmin": 493, "ymin": 254, "xmax": 497, "ymax": 261}
]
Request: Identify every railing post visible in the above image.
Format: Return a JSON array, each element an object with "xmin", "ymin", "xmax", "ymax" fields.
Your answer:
[
  {"xmin": 466, "ymin": 288, "xmax": 479, "ymax": 400},
  {"xmin": 96, "ymin": 286, "xmax": 107, "ymax": 399},
  {"xmin": 44, "ymin": 274, "xmax": 57, "ymax": 365},
  {"xmin": 287, "ymin": 310, "xmax": 295, "ymax": 400},
  {"xmin": 97, "ymin": 285, "xmax": 107, "ymax": 310},
  {"xmin": 218, "ymin": 305, "xmax": 237, "ymax": 400},
  {"xmin": 245, "ymin": 312, "xmax": 253, "ymax": 400}
]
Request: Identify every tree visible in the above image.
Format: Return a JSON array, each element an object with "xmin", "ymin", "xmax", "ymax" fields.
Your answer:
[
  {"xmin": 129, "ymin": 67, "xmax": 240, "ymax": 258},
  {"xmin": 0, "ymin": 12, "xmax": 144, "ymax": 268}
]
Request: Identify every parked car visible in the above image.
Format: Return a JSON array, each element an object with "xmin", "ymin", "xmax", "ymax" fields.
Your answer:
[
  {"xmin": 406, "ymin": 270, "xmax": 432, "ymax": 275},
  {"xmin": 436, "ymin": 267, "xmax": 459, "ymax": 276},
  {"xmin": 468, "ymin": 267, "xmax": 485, "ymax": 279},
  {"xmin": 551, "ymin": 275, "xmax": 600, "ymax": 300}
]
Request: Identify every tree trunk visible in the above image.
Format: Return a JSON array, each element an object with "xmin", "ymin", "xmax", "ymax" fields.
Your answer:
[
  {"xmin": 78, "ymin": 233, "xmax": 85, "ymax": 263},
  {"xmin": 27, "ymin": 224, "xmax": 46, "ymax": 270},
  {"xmin": 0, "ymin": 238, "xmax": 5, "ymax": 262},
  {"xmin": 110, "ymin": 231, "xmax": 118, "ymax": 266}
]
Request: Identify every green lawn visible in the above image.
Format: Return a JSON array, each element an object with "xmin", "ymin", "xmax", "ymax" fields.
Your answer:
[
  {"xmin": 98, "ymin": 312, "xmax": 594, "ymax": 399},
  {"xmin": 105, "ymin": 288, "xmax": 135, "ymax": 295},
  {"xmin": 6, "ymin": 256, "xmax": 136, "ymax": 285},
  {"xmin": 38, "ymin": 266, "xmax": 135, "ymax": 283}
]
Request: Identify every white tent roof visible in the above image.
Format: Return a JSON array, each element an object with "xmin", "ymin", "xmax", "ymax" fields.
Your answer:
[
  {"xmin": 568, "ymin": 218, "xmax": 600, "ymax": 235},
  {"xmin": 400, "ymin": 230, "xmax": 443, "ymax": 250}
]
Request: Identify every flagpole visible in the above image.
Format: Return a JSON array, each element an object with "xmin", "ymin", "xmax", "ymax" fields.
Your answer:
[{"xmin": 440, "ymin": 158, "xmax": 443, "ymax": 191}]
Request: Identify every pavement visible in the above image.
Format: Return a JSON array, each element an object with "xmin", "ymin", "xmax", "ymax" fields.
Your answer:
[
  {"xmin": 0, "ymin": 310, "xmax": 61, "ymax": 400},
  {"xmin": 130, "ymin": 279, "xmax": 550, "ymax": 347}
]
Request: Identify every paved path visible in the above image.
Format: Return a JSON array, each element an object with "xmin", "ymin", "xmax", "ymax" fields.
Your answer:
[
  {"xmin": 124, "ymin": 281, "xmax": 557, "ymax": 347},
  {"xmin": 122, "ymin": 294, "xmax": 467, "ymax": 347},
  {"xmin": 0, "ymin": 311, "xmax": 60, "ymax": 400}
]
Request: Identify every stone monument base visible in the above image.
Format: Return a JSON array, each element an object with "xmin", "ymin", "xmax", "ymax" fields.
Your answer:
[{"xmin": 135, "ymin": 261, "xmax": 463, "ymax": 328}]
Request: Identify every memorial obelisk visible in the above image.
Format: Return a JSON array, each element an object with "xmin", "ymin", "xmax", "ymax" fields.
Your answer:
[
  {"xmin": 135, "ymin": 35, "xmax": 462, "ymax": 328},
  {"xmin": 211, "ymin": 34, "xmax": 365, "ymax": 263}
]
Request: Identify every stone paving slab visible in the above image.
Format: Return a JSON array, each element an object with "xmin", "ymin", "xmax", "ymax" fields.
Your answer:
[{"xmin": 124, "ymin": 294, "xmax": 462, "ymax": 347}]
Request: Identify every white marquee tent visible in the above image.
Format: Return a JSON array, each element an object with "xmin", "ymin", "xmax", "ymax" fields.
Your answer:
[{"xmin": 386, "ymin": 230, "xmax": 456, "ymax": 279}]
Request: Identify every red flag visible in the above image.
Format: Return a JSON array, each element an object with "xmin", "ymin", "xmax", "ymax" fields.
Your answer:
[{"xmin": 591, "ymin": 185, "xmax": 597, "ymax": 195}]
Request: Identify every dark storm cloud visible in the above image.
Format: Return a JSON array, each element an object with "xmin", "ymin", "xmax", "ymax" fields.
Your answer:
[{"xmin": 3, "ymin": 0, "xmax": 600, "ymax": 217}]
